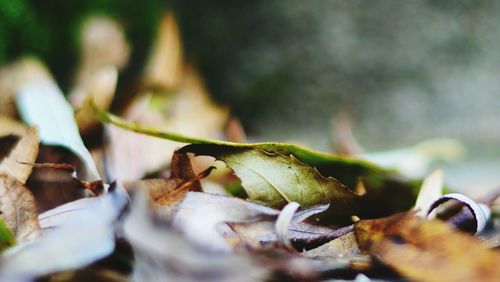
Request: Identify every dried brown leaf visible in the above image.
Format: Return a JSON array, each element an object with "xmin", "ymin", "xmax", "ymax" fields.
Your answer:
[
  {"xmin": 26, "ymin": 146, "xmax": 95, "ymax": 212},
  {"xmin": 304, "ymin": 232, "xmax": 361, "ymax": 259},
  {"xmin": 0, "ymin": 117, "xmax": 39, "ymax": 184},
  {"xmin": 355, "ymin": 213, "xmax": 500, "ymax": 282},
  {"xmin": 0, "ymin": 175, "xmax": 40, "ymax": 243}
]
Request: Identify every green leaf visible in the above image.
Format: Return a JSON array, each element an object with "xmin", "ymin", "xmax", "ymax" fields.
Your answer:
[
  {"xmin": 92, "ymin": 106, "xmax": 419, "ymax": 223},
  {"xmin": 92, "ymin": 104, "xmax": 385, "ymax": 189},
  {"xmin": 0, "ymin": 217, "xmax": 15, "ymax": 252}
]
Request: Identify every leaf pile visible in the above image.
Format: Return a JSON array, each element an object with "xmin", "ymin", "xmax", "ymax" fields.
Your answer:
[{"xmin": 0, "ymin": 11, "xmax": 498, "ymax": 282}]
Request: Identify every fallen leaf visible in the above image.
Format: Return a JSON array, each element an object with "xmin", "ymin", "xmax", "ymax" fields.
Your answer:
[
  {"xmin": 427, "ymin": 193, "xmax": 490, "ymax": 234},
  {"xmin": 123, "ymin": 166, "xmax": 213, "ymax": 221},
  {"xmin": 0, "ymin": 184, "xmax": 128, "ymax": 281},
  {"xmin": 26, "ymin": 146, "xmax": 96, "ymax": 212},
  {"xmin": 228, "ymin": 207, "xmax": 353, "ymax": 250},
  {"xmin": 170, "ymin": 150, "xmax": 202, "ymax": 191},
  {"xmin": 123, "ymin": 189, "xmax": 270, "ymax": 282},
  {"xmin": 182, "ymin": 146, "xmax": 362, "ymax": 224},
  {"xmin": 122, "ymin": 150, "xmax": 209, "ymax": 220},
  {"xmin": 11, "ymin": 57, "xmax": 100, "ymax": 181},
  {"xmin": 142, "ymin": 12, "xmax": 182, "ymax": 90},
  {"xmin": 304, "ymin": 232, "xmax": 361, "ymax": 259},
  {"xmin": 94, "ymin": 106, "xmax": 385, "ymax": 190},
  {"xmin": 173, "ymin": 191, "xmax": 279, "ymax": 251},
  {"xmin": 414, "ymin": 169, "xmax": 443, "ymax": 217},
  {"xmin": 0, "ymin": 175, "xmax": 40, "ymax": 243},
  {"xmin": 38, "ymin": 197, "xmax": 102, "ymax": 230},
  {"xmin": 275, "ymin": 202, "xmax": 301, "ymax": 249},
  {"xmin": 355, "ymin": 213, "xmax": 500, "ymax": 282},
  {"xmin": 0, "ymin": 116, "xmax": 39, "ymax": 184}
]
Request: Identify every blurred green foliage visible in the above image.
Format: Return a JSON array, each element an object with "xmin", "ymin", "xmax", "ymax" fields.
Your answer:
[{"xmin": 0, "ymin": 0, "xmax": 167, "ymax": 89}]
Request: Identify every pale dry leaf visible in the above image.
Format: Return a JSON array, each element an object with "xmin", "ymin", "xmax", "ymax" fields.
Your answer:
[
  {"xmin": 414, "ymin": 169, "xmax": 443, "ymax": 217},
  {"xmin": 275, "ymin": 202, "xmax": 300, "ymax": 249},
  {"xmin": 0, "ymin": 127, "xmax": 39, "ymax": 184},
  {"xmin": 124, "ymin": 189, "xmax": 269, "ymax": 282},
  {"xmin": 11, "ymin": 58, "xmax": 100, "ymax": 181},
  {"xmin": 0, "ymin": 116, "xmax": 27, "ymax": 137},
  {"xmin": 304, "ymin": 232, "xmax": 361, "ymax": 259},
  {"xmin": 0, "ymin": 185, "xmax": 127, "ymax": 281},
  {"xmin": 0, "ymin": 175, "xmax": 40, "ymax": 243},
  {"xmin": 26, "ymin": 146, "xmax": 95, "ymax": 213},
  {"xmin": 173, "ymin": 192, "xmax": 279, "ymax": 251},
  {"xmin": 143, "ymin": 12, "xmax": 183, "ymax": 90},
  {"xmin": 38, "ymin": 197, "xmax": 102, "ymax": 230},
  {"xmin": 0, "ymin": 117, "xmax": 39, "ymax": 183},
  {"xmin": 428, "ymin": 193, "xmax": 490, "ymax": 234}
]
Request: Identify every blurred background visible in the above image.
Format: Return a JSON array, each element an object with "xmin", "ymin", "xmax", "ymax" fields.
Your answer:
[{"xmin": 1, "ymin": 0, "xmax": 499, "ymax": 191}]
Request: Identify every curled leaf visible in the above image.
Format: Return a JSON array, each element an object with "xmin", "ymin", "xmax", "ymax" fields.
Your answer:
[
  {"xmin": 173, "ymin": 192, "xmax": 279, "ymax": 251},
  {"xmin": 275, "ymin": 202, "xmax": 300, "ymax": 249},
  {"xmin": 427, "ymin": 193, "xmax": 490, "ymax": 234}
]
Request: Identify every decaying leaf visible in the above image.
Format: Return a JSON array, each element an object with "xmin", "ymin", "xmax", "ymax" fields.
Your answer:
[
  {"xmin": 173, "ymin": 191, "xmax": 279, "ymax": 250},
  {"xmin": 427, "ymin": 193, "xmax": 490, "ymax": 234},
  {"xmin": 0, "ymin": 175, "xmax": 40, "ymax": 243},
  {"xmin": 355, "ymin": 213, "xmax": 500, "ymax": 282},
  {"xmin": 123, "ymin": 166, "xmax": 213, "ymax": 221},
  {"xmin": 121, "ymin": 150, "xmax": 207, "ymax": 220},
  {"xmin": 304, "ymin": 232, "xmax": 361, "ymax": 259},
  {"xmin": 123, "ymin": 189, "xmax": 270, "ymax": 282},
  {"xmin": 0, "ymin": 185, "xmax": 127, "ymax": 281},
  {"xmin": 0, "ymin": 117, "xmax": 39, "ymax": 184},
  {"xmin": 10, "ymin": 58, "xmax": 100, "ymax": 181},
  {"xmin": 414, "ymin": 170, "xmax": 443, "ymax": 217},
  {"xmin": 228, "ymin": 207, "xmax": 353, "ymax": 250},
  {"xmin": 26, "ymin": 146, "xmax": 97, "ymax": 212},
  {"xmin": 143, "ymin": 12, "xmax": 182, "ymax": 90}
]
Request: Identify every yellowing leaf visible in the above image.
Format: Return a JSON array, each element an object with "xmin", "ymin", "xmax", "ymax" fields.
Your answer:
[{"xmin": 181, "ymin": 146, "xmax": 360, "ymax": 223}]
